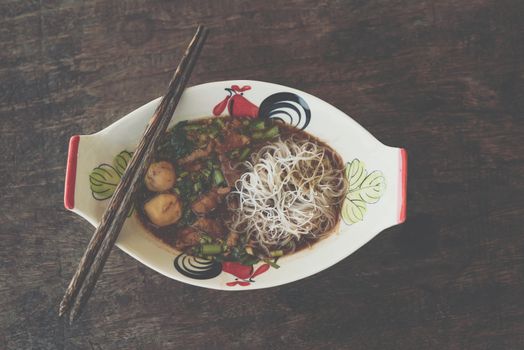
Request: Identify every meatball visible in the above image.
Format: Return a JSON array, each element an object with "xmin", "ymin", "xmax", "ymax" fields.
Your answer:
[
  {"xmin": 144, "ymin": 193, "xmax": 182, "ymax": 227},
  {"xmin": 145, "ymin": 161, "xmax": 176, "ymax": 192}
]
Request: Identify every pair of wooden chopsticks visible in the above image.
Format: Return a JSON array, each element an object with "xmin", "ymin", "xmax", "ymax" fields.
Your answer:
[{"xmin": 59, "ymin": 25, "xmax": 209, "ymax": 323}]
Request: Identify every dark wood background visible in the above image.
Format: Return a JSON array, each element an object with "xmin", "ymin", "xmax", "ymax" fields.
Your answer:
[{"xmin": 1, "ymin": 0, "xmax": 523, "ymax": 349}]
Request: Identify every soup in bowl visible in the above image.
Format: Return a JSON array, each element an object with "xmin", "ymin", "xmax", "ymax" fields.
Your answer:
[{"xmin": 65, "ymin": 80, "xmax": 407, "ymax": 289}]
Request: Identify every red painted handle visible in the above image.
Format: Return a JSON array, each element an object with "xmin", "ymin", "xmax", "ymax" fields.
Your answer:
[
  {"xmin": 64, "ymin": 135, "xmax": 80, "ymax": 210},
  {"xmin": 398, "ymin": 148, "xmax": 408, "ymax": 223}
]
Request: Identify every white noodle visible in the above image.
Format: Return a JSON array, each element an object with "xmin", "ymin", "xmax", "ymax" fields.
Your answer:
[{"xmin": 227, "ymin": 137, "xmax": 347, "ymax": 255}]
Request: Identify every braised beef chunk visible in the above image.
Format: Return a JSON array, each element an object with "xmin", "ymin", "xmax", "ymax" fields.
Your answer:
[
  {"xmin": 178, "ymin": 143, "xmax": 213, "ymax": 165},
  {"xmin": 182, "ymin": 161, "xmax": 203, "ymax": 172},
  {"xmin": 218, "ymin": 153, "xmax": 242, "ymax": 187},
  {"xmin": 175, "ymin": 227, "xmax": 201, "ymax": 251},
  {"xmin": 216, "ymin": 186, "xmax": 231, "ymax": 195},
  {"xmin": 217, "ymin": 131, "xmax": 249, "ymax": 152},
  {"xmin": 191, "ymin": 191, "xmax": 219, "ymax": 214},
  {"xmin": 192, "ymin": 217, "xmax": 226, "ymax": 238}
]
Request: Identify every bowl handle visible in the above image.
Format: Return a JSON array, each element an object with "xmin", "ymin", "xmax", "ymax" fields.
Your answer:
[
  {"xmin": 64, "ymin": 135, "xmax": 81, "ymax": 210},
  {"xmin": 397, "ymin": 148, "xmax": 408, "ymax": 224}
]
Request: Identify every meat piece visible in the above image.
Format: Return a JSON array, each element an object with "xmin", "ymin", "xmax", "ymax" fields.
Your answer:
[
  {"xmin": 226, "ymin": 232, "xmax": 239, "ymax": 247},
  {"xmin": 217, "ymin": 131, "xmax": 250, "ymax": 152},
  {"xmin": 230, "ymin": 118, "xmax": 243, "ymax": 128},
  {"xmin": 182, "ymin": 161, "xmax": 203, "ymax": 172},
  {"xmin": 144, "ymin": 193, "xmax": 183, "ymax": 227},
  {"xmin": 145, "ymin": 161, "xmax": 176, "ymax": 192},
  {"xmin": 178, "ymin": 143, "xmax": 212, "ymax": 165},
  {"xmin": 216, "ymin": 186, "xmax": 231, "ymax": 195},
  {"xmin": 218, "ymin": 153, "xmax": 242, "ymax": 187},
  {"xmin": 192, "ymin": 217, "xmax": 226, "ymax": 238},
  {"xmin": 191, "ymin": 191, "xmax": 219, "ymax": 214},
  {"xmin": 175, "ymin": 227, "xmax": 201, "ymax": 251}
]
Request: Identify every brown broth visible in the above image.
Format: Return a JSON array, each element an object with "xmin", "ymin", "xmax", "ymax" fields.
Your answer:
[{"xmin": 134, "ymin": 116, "xmax": 346, "ymax": 257}]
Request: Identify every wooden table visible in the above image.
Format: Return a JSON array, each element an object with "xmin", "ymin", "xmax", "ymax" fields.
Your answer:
[{"xmin": 2, "ymin": 1, "xmax": 523, "ymax": 349}]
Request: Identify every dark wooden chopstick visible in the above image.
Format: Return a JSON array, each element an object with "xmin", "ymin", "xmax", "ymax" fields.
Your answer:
[{"xmin": 59, "ymin": 25, "xmax": 208, "ymax": 322}]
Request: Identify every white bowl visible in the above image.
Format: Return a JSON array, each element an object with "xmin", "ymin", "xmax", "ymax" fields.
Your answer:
[{"xmin": 64, "ymin": 80, "xmax": 407, "ymax": 290}]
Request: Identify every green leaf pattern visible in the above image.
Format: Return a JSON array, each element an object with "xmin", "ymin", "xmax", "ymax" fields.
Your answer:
[
  {"xmin": 89, "ymin": 150, "xmax": 133, "ymax": 200},
  {"xmin": 113, "ymin": 150, "xmax": 132, "ymax": 176},
  {"xmin": 342, "ymin": 159, "xmax": 386, "ymax": 225}
]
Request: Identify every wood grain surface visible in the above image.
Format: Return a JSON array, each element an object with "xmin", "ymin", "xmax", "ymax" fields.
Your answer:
[{"xmin": 1, "ymin": 0, "xmax": 523, "ymax": 349}]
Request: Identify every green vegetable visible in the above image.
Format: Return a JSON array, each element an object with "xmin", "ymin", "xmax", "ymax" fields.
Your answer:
[
  {"xmin": 180, "ymin": 208, "xmax": 196, "ymax": 226},
  {"xmin": 207, "ymin": 126, "xmax": 220, "ymax": 138},
  {"xmin": 263, "ymin": 259, "xmax": 280, "ymax": 269},
  {"xmin": 157, "ymin": 122, "xmax": 195, "ymax": 160},
  {"xmin": 193, "ymin": 181, "xmax": 202, "ymax": 192},
  {"xmin": 214, "ymin": 118, "xmax": 225, "ymax": 129},
  {"xmin": 240, "ymin": 254, "xmax": 260, "ymax": 266},
  {"xmin": 252, "ymin": 126, "xmax": 279, "ymax": 139},
  {"xmin": 269, "ymin": 250, "xmax": 284, "ymax": 257},
  {"xmin": 185, "ymin": 124, "xmax": 202, "ymax": 131},
  {"xmin": 213, "ymin": 169, "xmax": 225, "ymax": 186},
  {"xmin": 175, "ymin": 177, "xmax": 193, "ymax": 200},
  {"xmin": 199, "ymin": 233, "xmax": 214, "ymax": 244},
  {"xmin": 201, "ymin": 244, "xmax": 223, "ymax": 255},
  {"xmin": 179, "ymin": 171, "xmax": 189, "ymax": 178},
  {"xmin": 238, "ymin": 147, "xmax": 251, "ymax": 161},
  {"xmin": 251, "ymin": 120, "xmax": 266, "ymax": 130},
  {"xmin": 251, "ymin": 131, "xmax": 264, "ymax": 139},
  {"xmin": 263, "ymin": 125, "xmax": 280, "ymax": 139},
  {"xmin": 228, "ymin": 149, "xmax": 240, "ymax": 159}
]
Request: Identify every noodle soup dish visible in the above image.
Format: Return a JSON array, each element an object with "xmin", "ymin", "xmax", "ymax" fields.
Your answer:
[
  {"xmin": 65, "ymin": 80, "xmax": 407, "ymax": 289},
  {"xmin": 135, "ymin": 116, "xmax": 347, "ymax": 268}
]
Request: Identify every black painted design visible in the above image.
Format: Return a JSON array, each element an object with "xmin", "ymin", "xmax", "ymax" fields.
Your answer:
[
  {"xmin": 258, "ymin": 92, "xmax": 311, "ymax": 130},
  {"xmin": 174, "ymin": 254, "xmax": 222, "ymax": 280}
]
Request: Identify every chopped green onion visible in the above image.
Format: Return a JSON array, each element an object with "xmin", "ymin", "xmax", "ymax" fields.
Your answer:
[
  {"xmin": 213, "ymin": 169, "xmax": 225, "ymax": 186},
  {"xmin": 263, "ymin": 125, "xmax": 279, "ymax": 139},
  {"xmin": 173, "ymin": 188, "xmax": 181, "ymax": 195},
  {"xmin": 252, "ymin": 131, "xmax": 264, "ymax": 139},
  {"xmin": 229, "ymin": 149, "xmax": 240, "ymax": 158},
  {"xmin": 199, "ymin": 233, "xmax": 214, "ymax": 244},
  {"xmin": 179, "ymin": 171, "xmax": 189, "ymax": 178},
  {"xmin": 238, "ymin": 147, "xmax": 251, "ymax": 161},
  {"xmin": 269, "ymin": 250, "xmax": 284, "ymax": 257},
  {"xmin": 201, "ymin": 244, "xmax": 223, "ymax": 255},
  {"xmin": 252, "ymin": 126, "xmax": 279, "ymax": 139},
  {"xmin": 185, "ymin": 124, "xmax": 202, "ymax": 131},
  {"xmin": 263, "ymin": 259, "xmax": 280, "ymax": 269},
  {"xmin": 240, "ymin": 255, "xmax": 260, "ymax": 266},
  {"xmin": 215, "ymin": 118, "xmax": 225, "ymax": 129},
  {"xmin": 208, "ymin": 128, "xmax": 219, "ymax": 137},
  {"xmin": 194, "ymin": 181, "xmax": 202, "ymax": 192},
  {"xmin": 251, "ymin": 120, "xmax": 266, "ymax": 130},
  {"xmin": 201, "ymin": 168, "xmax": 211, "ymax": 177}
]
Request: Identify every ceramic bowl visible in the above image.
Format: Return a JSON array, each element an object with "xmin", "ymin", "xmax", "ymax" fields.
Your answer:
[{"xmin": 64, "ymin": 80, "xmax": 407, "ymax": 290}]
